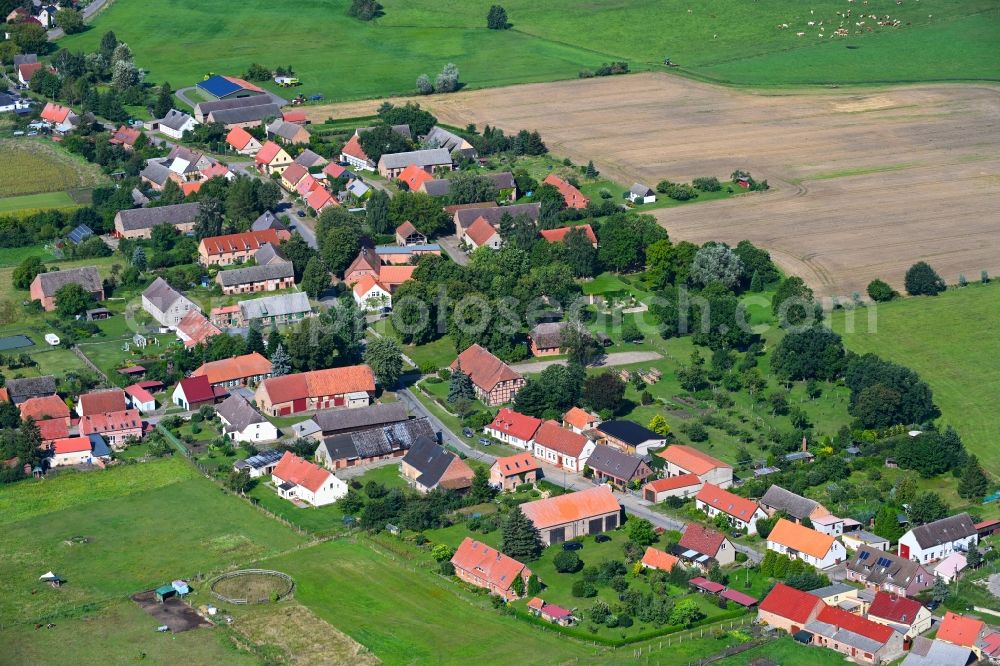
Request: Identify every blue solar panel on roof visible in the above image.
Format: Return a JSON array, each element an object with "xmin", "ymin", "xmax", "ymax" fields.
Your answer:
[
  {"xmin": 876, "ymin": 556, "xmax": 892, "ymax": 567},
  {"xmin": 858, "ymin": 551, "xmax": 870, "ymax": 561},
  {"xmin": 197, "ymin": 75, "xmax": 241, "ymax": 98}
]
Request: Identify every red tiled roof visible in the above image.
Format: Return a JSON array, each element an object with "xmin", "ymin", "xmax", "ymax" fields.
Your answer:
[
  {"xmin": 272, "ymin": 451, "xmax": 332, "ymax": 493},
  {"xmin": 222, "ymin": 75, "xmax": 264, "ymax": 93},
  {"xmin": 815, "ymin": 605, "xmax": 894, "ymax": 644},
  {"xmin": 493, "ymin": 452, "xmax": 540, "ymax": 478},
  {"xmin": 79, "ymin": 409, "xmax": 142, "ymax": 435},
  {"xmin": 226, "ymin": 126, "xmax": 256, "ymax": 150},
  {"xmin": 296, "ymin": 174, "xmax": 320, "ymax": 196},
  {"xmin": 720, "ymin": 589, "xmax": 758, "ymax": 606},
  {"xmin": 532, "ymin": 420, "xmax": 589, "ymax": 459},
  {"xmin": 258, "ymin": 365, "xmax": 376, "ymax": 405},
  {"xmin": 696, "ymin": 483, "xmax": 760, "ymax": 522},
  {"xmin": 177, "ymin": 376, "xmax": 215, "ymax": 404},
  {"xmin": 767, "ymin": 518, "xmax": 835, "ymax": 559},
  {"xmin": 487, "ymin": 408, "xmax": 542, "ymax": 442},
  {"xmin": 396, "ymin": 220, "xmax": 418, "ymax": 237},
  {"xmin": 176, "ymin": 311, "xmax": 221, "ymax": 347},
  {"xmin": 539, "ymin": 224, "xmax": 597, "ymax": 245},
  {"xmin": 689, "ymin": 576, "xmax": 726, "ymax": 594},
  {"xmin": 377, "ymin": 265, "xmax": 416, "ymax": 287},
  {"xmin": 323, "ymin": 163, "xmax": 346, "ymax": 179},
  {"xmin": 937, "ymin": 611, "xmax": 985, "ymax": 648},
  {"xmin": 190, "ymin": 352, "xmax": 272, "ymax": 386},
  {"xmin": 282, "ymin": 110, "xmax": 307, "ymax": 123},
  {"xmin": 679, "ymin": 523, "xmax": 727, "ymax": 558},
  {"xmin": 398, "ymin": 164, "xmax": 433, "ymax": 191},
  {"xmin": 19, "ymin": 395, "xmax": 69, "ymax": 422},
  {"xmin": 79, "ymin": 389, "xmax": 127, "ymax": 416},
  {"xmin": 37, "ymin": 418, "xmax": 69, "ymax": 442},
  {"xmin": 255, "ymin": 140, "xmax": 285, "ymax": 165},
  {"xmin": 644, "ymin": 473, "xmax": 702, "ymax": 493},
  {"xmin": 110, "ymin": 125, "xmax": 141, "ymax": 146},
  {"xmin": 759, "ymin": 583, "xmax": 822, "ymax": 624},
  {"xmin": 450, "ymin": 344, "xmax": 522, "ymax": 393},
  {"xmin": 202, "ymin": 230, "xmax": 286, "ymax": 256},
  {"xmin": 465, "ymin": 217, "xmax": 498, "ymax": 247},
  {"xmin": 340, "ymin": 134, "xmax": 368, "ymax": 162},
  {"xmin": 868, "ymin": 591, "xmax": 924, "ymax": 625},
  {"xmin": 563, "ymin": 406, "xmax": 598, "ymax": 431},
  {"xmin": 658, "ymin": 445, "xmax": 731, "ymax": 475},
  {"xmin": 306, "ymin": 187, "xmax": 334, "ymax": 211},
  {"xmin": 51, "ymin": 436, "xmax": 92, "ymax": 455},
  {"xmin": 353, "ymin": 274, "xmax": 389, "ymax": 299},
  {"xmin": 124, "ymin": 384, "xmax": 155, "ymax": 405},
  {"xmin": 18, "ymin": 62, "xmax": 43, "ymax": 82},
  {"xmin": 543, "ymin": 174, "xmax": 589, "ymax": 208},
  {"xmin": 641, "ymin": 547, "xmax": 679, "ymax": 572},
  {"xmin": 181, "ymin": 181, "xmax": 203, "ymax": 196},
  {"xmin": 281, "ymin": 162, "xmax": 308, "ymax": 186},
  {"xmin": 41, "ymin": 102, "xmax": 71, "ymax": 124},
  {"xmin": 451, "ymin": 537, "xmax": 528, "ymax": 593},
  {"xmin": 201, "ymin": 163, "xmax": 232, "ymax": 180},
  {"xmin": 520, "ymin": 486, "xmax": 619, "ymax": 530}
]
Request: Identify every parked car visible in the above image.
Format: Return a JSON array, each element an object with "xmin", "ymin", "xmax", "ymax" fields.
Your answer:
[
  {"xmin": 562, "ymin": 542, "xmax": 583, "ymax": 551},
  {"xmin": 478, "ymin": 437, "xmax": 491, "ymax": 446},
  {"xmin": 462, "ymin": 428, "xmax": 473, "ymax": 438},
  {"xmin": 296, "ymin": 210, "xmax": 305, "ymax": 217},
  {"xmin": 594, "ymin": 534, "xmax": 611, "ymax": 543}
]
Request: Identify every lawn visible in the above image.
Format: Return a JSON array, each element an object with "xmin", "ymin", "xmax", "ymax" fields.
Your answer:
[
  {"xmin": 714, "ymin": 636, "xmax": 854, "ymax": 666},
  {"xmin": 57, "ymin": 0, "xmax": 999, "ymax": 101},
  {"xmin": 0, "ymin": 243, "xmax": 55, "ymax": 267},
  {"xmin": 831, "ymin": 283, "xmax": 1000, "ymax": 475},
  {"xmin": 0, "ymin": 191, "xmax": 81, "ymax": 216},
  {"xmin": 0, "ymin": 458, "xmax": 308, "ymax": 625},
  {"xmin": 0, "ymin": 138, "xmax": 108, "ymax": 198}
]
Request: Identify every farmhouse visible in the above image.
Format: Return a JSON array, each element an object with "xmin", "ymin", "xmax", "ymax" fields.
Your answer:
[
  {"xmin": 216, "ymin": 393, "xmax": 278, "ymax": 443},
  {"xmin": 195, "ymin": 96, "xmax": 281, "ymax": 128},
  {"xmin": 266, "ymin": 118, "xmax": 310, "ymax": 145},
  {"xmin": 124, "ymin": 384, "xmax": 156, "ymax": 413},
  {"xmin": 585, "ymin": 445, "xmax": 653, "ymax": 490},
  {"xmin": 678, "ymin": 523, "xmax": 735, "ymax": 567},
  {"xmin": 280, "ymin": 162, "xmax": 309, "ymax": 191},
  {"xmin": 759, "ymin": 485, "xmax": 830, "ymax": 524},
  {"xmin": 29, "ymin": 266, "xmax": 104, "ymax": 311},
  {"xmin": 175, "ymin": 310, "xmax": 221, "ymax": 347},
  {"xmin": 463, "ymin": 217, "xmax": 502, "ymax": 250},
  {"xmin": 484, "ymin": 408, "xmax": 541, "ymax": 450},
  {"xmin": 643, "ymin": 474, "xmax": 702, "ymax": 503},
  {"xmin": 142, "ymin": 277, "xmax": 198, "ymax": 328},
  {"xmin": 897, "ymin": 513, "xmax": 977, "ymax": 564},
  {"xmin": 453, "ymin": 203, "xmax": 540, "ymax": 241},
  {"xmin": 39, "ymin": 102, "xmax": 78, "ymax": 134},
  {"xmin": 562, "ymin": 406, "xmax": 600, "ymax": 434},
  {"xmin": 5, "ymin": 376, "xmax": 56, "ymax": 405},
  {"xmin": 153, "ymin": 109, "xmax": 198, "ymax": 139},
  {"xmin": 758, "ymin": 583, "xmax": 824, "ymax": 634},
  {"xmin": 804, "ymin": 604, "xmax": 904, "ymax": 664},
  {"xmin": 423, "ymin": 126, "xmax": 477, "ymax": 158},
  {"xmin": 294, "ymin": 149, "xmax": 327, "ymax": 169},
  {"xmin": 172, "ymin": 376, "xmax": 223, "ymax": 410},
  {"xmin": 344, "ymin": 249, "xmax": 417, "ymax": 291},
  {"xmin": 532, "ymin": 420, "xmax": 595, "ymax": 472},
  {"xmin": 20, "ymin": 395, "xmax": 70, "ymax": 424},
  {"xmin": 352, "ymin": 275, "xmax": 392, "ymax": 311},
  {"xmin": 658, "ymin": 445, "xmax": 733, "ymax": 488},
  {"xmin": 520, "ymin": 486, "xmax": 621, "ymax": 545},
  {"xmin": 233, "ymin": 449, "xmax": 284, "ymax": 478},
  {"xmin": 527, "ymin": 598, "xmax": 575, "ymax": 626},
  {"xmin": 190, "ymin": 352, "xmax": 273, "ymax": 389},
  {"xmin": 543, "ymin": 174, "xmax": 589, "ymax": 208},
  {"xmin": 310, "ymin": 402, "xmax": 409, "ymax": 439},
  {"xmin": 420, "ymin": 172, "xmax": 516, "ymax": 201},
  {"xmin": 114, "ymin": 202, "xmax": 200, "ymax": 239},
  {"xmin": 867, "ymin": 591, "xmax": 932, "ymax": 639},
  {"xmin": 198, "ymin": 230, "xmax": 289, "ymax": 266},
  {"xmin": 451, "ymin": 537, "xmax": 530, "ymax": 601},
  {"xmin": 76, "ymin": 389, "xmax": 126, "ymax": 417},
  {"xmin": 239, "ymin": 292, "xmax": 312, "ymax": 325},
  {"xmin": 225, "ymin": 126, "xmax": 262, "ymax": 155},
  {"xmin": 37, "ymin": 418, "xmax": 69, "ymax": 444},
  {"xmin": 272, "ymin": 451, "xmax": 347, "ymax": 507},
  {"xmin": 539, "ymin": 224, "xmax": 598, "ymax": 247},
  {"xmin": 397, "ymin": 163, "xmax": 434, "ymax": 192},
  {"xmin": 594, "ymin": 420, "xmax": 666, "ymax": 456},
  {"xmin": 449, "ymin": 344, "xmax": 525, "ymax": 406},
  {"xmin": 254, "ymin": 141, "xmax": 294, "ymax": 175},
  {"xmin": 400, "ymin": 435, "xmax": 474, "ymax": 493},
  {"xmin": 47, "ymin": 436, "xmax": 110, "ymax": 467},
  {"xmin": 216, "ymin": 262, "xmax": 295, "ymax": 295},
  {"xmin": 315, "ymin": 417, "xmax": 434, "ymax": 470},
  {"xmin": 766, "ymin": 518, "xmax": 847, "ymax": 569},
  {"xmin": 79, "ymin": 409, "xmax": 143, "ymax": 449},
  {"xmin": 695, "ymin": 484, "xmax": 767, "ymax": 534},
  {"xmin": 527, "ymin": 322, "xmax": 566, "ymax": 356},
  {"xmin": 255, "ymin": 365, "xmax": 376, "ymax": 416},
  {"xmin": 489, "ymin": 453, "xmax": 541, "ymax": 491},
  {"xmin": 377, "ymin": 148, "xmax": 452, "ymax": 179},
  {"xmin": 341, "ymin": 125, "xmax": 412, "ymax": 171}
]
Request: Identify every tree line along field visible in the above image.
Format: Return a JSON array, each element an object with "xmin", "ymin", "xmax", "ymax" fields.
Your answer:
[{"xmin": 58, "ymin": 0, "xmax": 999, "ymax": 102}]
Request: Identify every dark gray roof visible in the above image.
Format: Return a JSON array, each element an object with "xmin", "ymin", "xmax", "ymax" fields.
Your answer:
[
  {"xmin": 250, "ymin": 211, "xmax": 287, "ymax": 233},
  {"xmin": 238, "ymin": 292, "xmax": 310, "ymax": 320},
  {"xmin": 216, "ymin": 393, "xmax": 267, "ymax": 432},
  {"xmin": 802, "ymin": 620, "xmax": 883, "ymax": 653},
  {"xmin": 760, "ymin": 485, "xmax": 821, "ymax": 521},
  {"xmin": 421, "ymin": 179, "xmax": 452, "ymax": 197},
  {"xmin": 13, "ymin": 54, "xmax": 38, "ymax": 66},
  {"xmin": 140, "ymin": 161, "xmax": 171, "ymax": 187},
  {"xmin": 294, "ymin": 149, "xmax": 326, "ymax": 168},
  {"xmin": 131, "ymin": 188, "xmax": 150, "ymax": 206},
  {"xmin": 313, "ymin": 402, "xmax": 409, "ymax": 434},
  {"xmin": 423, "ymin": 126, "xmax": 471, "ymax": 153},
  {"xmin": 846, "ymin": 545, "xmax": 930, "ymax": 589},
  {"xmin": 158, "ymin": 109, "xmax": 195, "ymax": 132},
  {"xmin": 318, "ymin": 417, "xmax": 434, "ymax": 463},
  {"xmin": 209, "ymin": 104, "xmax": 281, "ymax": 126},
  {"xmin": 401, "ymin": 435, "xmax": 456, "ymax": 488},
  {"xmin": 529, "ymin": 322, "xmax": 566, "ymax": 349},
  {"xmin": 597, "ymin": 420, "xmax": 662, "ymax": 446},
  {"xmin": 586, "ymin": 445, "xmax": 649, "ymax": 481},
  {"xmin": 630, "ymin": 183, "xmax": 654, "ymax": 197},
  {"xmin": 267, "ymin": 119, "xmax": 307, "ymax": 141},
  {"xmin": 217, "ymin": 262, "xmax": 293, "ymax": 287},
  {"xmin": 116, "ymin": 202, "xmax": 200, "ymax": 232},
  {"xmin": 908, "ymin": 513, "xmax": 976, "ymax": 549},
  {"xmin": 194, "ymin": 94, "xmax": 272, "ymax": 116},
  {"xmin": 253, "ymin": 243, "xmax": 287, "ymax": 267},
  {"xmin": 142, "ymin": 277, "xmax": 188, "ymax": 312},
  {"xmin": 34, "ymin": 266, "xmax": 102, "ymax": 297},
  {"xmin": 378, "ymin": 148, "xmax": 451, "ymax": 170},
  {"xmin": 6, "ymin": 375, "xmax": 56, "ymax": 403},
  {"xmin": 454, "ymin": 203, "xmax": 540, "ymax": 228}
]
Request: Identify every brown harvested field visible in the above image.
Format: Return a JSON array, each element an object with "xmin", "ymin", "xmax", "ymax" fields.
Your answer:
[{"xmin": 307, "ymin": 74, "xmax": 1000, "ymax": 296}]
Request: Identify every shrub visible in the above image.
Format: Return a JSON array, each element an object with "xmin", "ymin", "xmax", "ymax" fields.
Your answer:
[
  {"xmin": 904, "ymin": 261, "xmax": 946, "ymax": 296},
  {"xmin": 554, "ymin": 549, "xmax": 583, "ymax": 573},
  {"xmin": 686, "ymin": 423, "xmax": 708, "ymax": 442},
  {"xmin": 866, "ymin": 279, "xmax": 896, "ymax": 302},
  {"xmin": 692, "ymin": 176, "xmax": 721, "ymax": 192},
  {"xmin": 438, "ymin": 368, "xmax": 451, "ymax": 380},
  {"xmin": 572, "ymin": 580, "xmax": 597, "ymax": 598}
]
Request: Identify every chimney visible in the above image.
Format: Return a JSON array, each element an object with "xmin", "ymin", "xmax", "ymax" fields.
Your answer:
[{"xmin": 802, "ymin": 436, "xmax": 808, "ymax": 453}]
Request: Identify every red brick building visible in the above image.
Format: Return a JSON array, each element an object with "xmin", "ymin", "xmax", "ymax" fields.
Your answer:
[{"xmin": 450, "ymin": 537, "xmax": 532, "ymax": 601}]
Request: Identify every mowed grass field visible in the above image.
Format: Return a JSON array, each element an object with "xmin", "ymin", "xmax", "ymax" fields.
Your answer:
[
  {"xmin": 0, "ymin": 139, "xmax": 108, "ymax": 199},
  {"xmin": 59, "ymin": 0, "xmax": 999, "ymax": 102},
  {"xmin": 831, "ymin": 283, "xmax": 1000, "ymax": 476}
]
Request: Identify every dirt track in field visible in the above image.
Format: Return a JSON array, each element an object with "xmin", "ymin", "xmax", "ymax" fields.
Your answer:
[{"xmin": 307, "ymin": 74, "xmax": 1000, "ymax": 297}]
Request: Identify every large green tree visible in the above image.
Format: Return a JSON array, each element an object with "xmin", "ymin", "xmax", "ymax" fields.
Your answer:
[
  {"xmin": 904, "ymin": 261, "xmax": 946, "ymax": 296},
  {"xmin": 770, "ymin": 326, "xmax": 845, "ymax": 381},
  {"xmin": 300, "ymin": 257, "xmax": 331, "ymax": 298},
  {"xmin": 54, "ymin": 283, "xmax": 93, "ymax": 317},
  {"xmin": 500, "ymin": 506, "xmax": 542, "ymax": 561},
  {"xmin": 364, "ymin": 336, "xmax": 404, "ymax": 388}
]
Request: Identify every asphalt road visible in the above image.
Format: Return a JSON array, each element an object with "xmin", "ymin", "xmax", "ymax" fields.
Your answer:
[{"xmin": 47, "ymin": 0, "xmax": 111, "ymax": 39}]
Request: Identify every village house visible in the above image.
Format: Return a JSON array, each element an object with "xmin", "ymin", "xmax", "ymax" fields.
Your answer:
[
  {"xmin": 374, "ymin": 244, "xmax": 441, "ymax": 265},
  {"xmin": 520, "ymin": 485, "xmax": 621, "ymax": 545},
  {"xmin": 758, "ymin": 582, "xmax": 824, "ymax": 634},
  {"xmin": 933, "ymin": 552, "xmax": 968, "ymax": 583},
  {"xmin": 17, "ymin": 61, "xmax": 43, "ymax": 86},
  {"xmin": 658, "ymin": 445, "xmax": 734, "ymax": 488},
  {"xmin": 759, "ymin": 485, "xmax": 830, "ymax": 524},
  {"xmin": 194, "ymin": 95, "xmax": 281, "ymax": 127},
  {"xmin": 294, "ymin": 149, "xmax": 327, "ymax": 169},
  {"xmin": 935, "ymin": 611, "xmax": 999, "ymax": 660},
  {"xmin": 172, "ymin": 376, "xmax": 224, "ymax": 410},
  {"xmin": 39, "ymin": 102, "xmax": 78, "ymax": 134},
  {"xmin": 489, "ymin": 453, "xmax": 541, "ymax": 491},
  {"xmin": 233, "ymin": 449, "xmax": 285, "ymax": 478},
  {"xmin": 562, "ymin": 406, "xmax": 600, "ymax": 434},
  {"xmin": 124, "ymin": 384, "xmax": 157, "ymax": 413},
  {"xmin": 400, "ymin": 435, "xmax": 474, "ymax": 493},
  {"xmin": 109, "ymin": 125, "xmax": 141, "ymax": 150},
  {"xmin": 266, "ymin": 118, "xmax": 310, "ymax": 145},
  {"xmin": 306, "ymin": 186, "xmax": 336, "ymax": 213},
  {"xmin": 37, "ymin": 418, "xmax": 69, "ymax": 444},
  {"xmin": 807, "ymin": 583, "xmax": 867, "ymax": 614},
  {"xmin": 767, "ymin": 518, "xmax": 847, "ymax": 569},
  {"xmin": 225, "ymin": 126, "xmax": 262, "ymax": 155},
  {"xmin": 175, "ymin": 310, "xmax": 221, "ymax": 347},
  {"xmin": 271, "ymin": 451, "xmax": 347, "ymax": 507},
  {"xmin": 76, "ymin": 389, "xmax": 126, "ymax": 417},
  {"xmin": 254, "ymin": 141, "xmax": 294, "ymax": 175},
  {"xmin": 897, "ymin": 513, "xmax": 978, "ymax": 564},
  {"xmin": 198, "ymin": 230, "xmax": 290, "ymax": 266},
  {"xmin": 532, "ymin": 419, "xmax": 595, "ymax": 472},
  {"xmin": 216, "ymin": 262, "xmax": 295, "ymax": 295},
  {"xmin": 423, "ymin": 126, "xmax": 477, "ymax": 158},
  {"xmin": 190, "ymin": 352, "xmax": 273, "ymax": 389},
  {"xmin": 315, "ymin": 417, "xmax": 435, "ymax": 470},
  {"xmin": 239, "ymin": 292, "xmax": 312, "ymax": 326},
  {"xmin": 377, "ymin": 148, "xmax": 452, "ymax": 179},
  {"xmin": 395, "ymin": 221, "xmax": 427, "ymax": 246},
  {"xmin": 206, "ymin": 303, "xmax": 239, "ymax": 327},
  {"xmin": 539, "ymin": 224, "xmax": 599, "ymax": 248},
  {"xmin": 594, "ymin": 420, "xmax": 666, "ymax": 456},
  {"xmin": 251, "ymin": 210, "xmax": 288, "ymax": 233},
  {"xmin": 450, "ymin": 537, "xmax": 531, "ymax": 601},
  {"xmin": 528, "ymin": 322, "xmax": 567, "ymax": 356},
  {"xmin": 678, "ymin": 523, "xmax": 736, "ymax": 567},
  {"xmin": 641, "ymin": 547, "xmax": 679, "ymax": 572},
  {"xmin": 20, "ymin": 395, "xmax": 70, "ymax": 424},
  {"xmin": 344, "ymin": 249, "xmax": 417, "ymax": 291},
  {"xmin": 901, "ymin": 637, "xmax": 974, "ymax": 666},
  {"xmin": 420, "ymin": 172, "xmax": 516, "ymax": 201},
  {"xmin": 867, "ymin": 591, "xmax": 932, "ymax": 639},
  {"xmin": 842, "ymin": 531, "xmax": 891, "ymax": 553},
  {"xmin": 585, "ymin": 445, "xmax": 653, "ymax": 490},
  {"xmin": 453, "ymin": 203, "xmax": 540, "ymax": 242},
  {"xmin": 352, "ymin": 275, "xmax": 392, "ymax": 311},
  {"xmin": 449, "ymin": 344, "xmax": 525, "ymax": 406},
  {"xmin": 627, "ymin": 183, "xmax": 657, "ymax": 204},
  {"xmin": 397, "ymin": 163, "xmax": 434, "ymax": 192},
  {"xmin": 79, "ymin": 409, "xmax": 143, "ymax": 449},
  {"xmin": 47, "ymin": 435, "xmax": 110, "ymax": 467},
  {"xmin": 29, "ymin": 266, "xmax": 104, "ymax": 311},
  {"xmin": 543, "ymin": 174, "xmax": 590, "ymax": 208},
  {"xmin": 340, "ymin": 125, "xmax": 412, "ymax": 171},
  {"xmin": 141, "ymin": 277, "xmax": 198, "ymax": 328},
  {"xmin": 255, "ymin": 365, "xmax": 376, "ymax": 416},
  {"xmin": 463, "ymin": 217, "xmax": 502, "ymax": 250},
  {"xmin": 804, "ymin": 604, "xmax": 904, "ymax": 664},
  {"xmin": 280, "ymin": 162, "xmax": 309, "ymax": 191},
  {"xmin": 216, "ymin": 394, "xmax": 278, "ymax": 443},
  {"xmin": 153, "ymin": 109, "xmax": 198, "ymax": 139},
  {"xmin": 695, "ymin": 483, "xmax": 767, "ymax": 534},
  {"xmin": 115, "ymin": 202, "xmax": 201, "ymax": 239},
  {"xmin": 4, "ymin": 376, "xmax": 57, "ymax": 405},
  {"xmin": 643, "ymin": 474, "xmax": 703, "ymax": 503},
  {"xmin": 484, "ymin": 408, "xmax": 542, "ymax": 450}
]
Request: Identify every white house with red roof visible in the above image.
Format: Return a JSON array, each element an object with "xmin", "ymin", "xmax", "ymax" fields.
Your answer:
[
  {"xmin": 678, "ymin": 523, "xmax": 735, "ymax": 566},
  {"xmin": 225, "ymin": 126, "xmax": 262, "ymax": 155},
  {"xmin": 642, "ymin": 474, "xmax": 703, "ymax": 503},
  {"xmin": 352, "ymin": 275, "xmax": 392, "ymax": 311},
  {"xmin": 47, "ymin": 436, "xmax": 99, "ymax": 467},
  {"xmin": 531, "ymin": 420, "xmax": 595, "ymax": 473},
  {"xmin": 867, "ymin": 591, "xmax": 932, "ymax": 639},
  {"xmin": 766, "ymin": 518, "xmax": 847, "ymax": 569},
  {"xmin": 658, "ymin": 445, "xmax": 733, "ymax": 488},
  {"xmin": 79, "ymin": 409, "xmax": 143, "ymax": 449},
  {"xmin": 39, "ymin": 102, "xmax": 79, "ymax": 134},
  {"xmin": 271, "ymin": 451, "xmax": 347, "ymax": 506},
  {"xmin": 562, "ymin": 406, "xmax": 600, "ymax": 434},
  {"xmin": 463, "ymin": 217, "xmax": 502, "ymax": 250},
  {"xmin": 695, "ymin": 483, "xmax": 767, "ymax": 534},
  {"xmin": 484, "ymin": 408, "xmax": 542, "ymax": 450}
]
